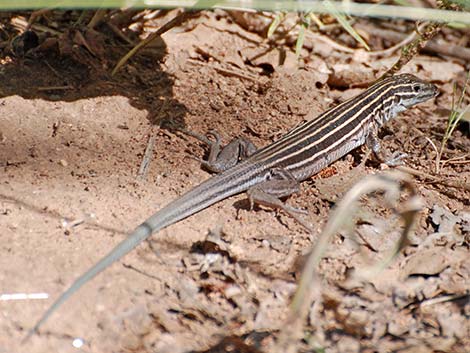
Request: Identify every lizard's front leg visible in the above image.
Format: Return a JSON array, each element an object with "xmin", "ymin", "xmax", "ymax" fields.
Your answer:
[
  {"xmin": 366, "ymin": 128, "xmax": 407, "ymax": 167},
  {"xmin": 247, "ymin": 168, "xmax": 312, "ymax": 230}
]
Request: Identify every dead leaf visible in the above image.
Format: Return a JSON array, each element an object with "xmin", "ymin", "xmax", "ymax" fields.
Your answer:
[
  {"xmin": 400, "ymin": 248, "xmax": 466, "ymax": 278},
  {"xmin": 412, "ymin": 59, "xmax": 463, "ymax": 82},
  {"xmin": 430, "ymin": 205, "xmax": 461, "ymax": 233}
]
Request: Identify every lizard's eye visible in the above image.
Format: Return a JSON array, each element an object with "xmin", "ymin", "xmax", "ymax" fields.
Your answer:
[{"xmin": 413, "ymin": 84, "xmax": 421, "ymax": 92}]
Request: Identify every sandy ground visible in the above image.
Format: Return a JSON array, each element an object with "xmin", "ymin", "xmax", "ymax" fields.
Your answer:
[{"xmin": 1, "ymin": 10, "xmax": 469, "ymax": 353}]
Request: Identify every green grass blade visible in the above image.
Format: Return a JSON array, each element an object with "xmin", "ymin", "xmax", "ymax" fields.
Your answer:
[
  {"xmin": 295, "ymin": 18, "xmax": 308, "ymax": 58},
  {"xmin": 268, "ymin": 11, "xmax": 284, "ymax": 38}
]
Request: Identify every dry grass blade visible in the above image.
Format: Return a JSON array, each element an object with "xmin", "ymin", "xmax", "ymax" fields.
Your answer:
[
  {"xmin": 87, "ymin": 9, "xmax": 107, "ymax": 29},
  {"xmin": 420, "ymin": 293, "xmax": 469, "ymax": 307},
  {"xmin": 308, "ymin": 12, "xmax": 324, "ymax": 29},
  {"xmin": 274, "ymin": 171, "xmax": 422, "ymax": 353},
  {"xmin": 112, "ymin": 9, "xmax": 199, "ymax": 75}
]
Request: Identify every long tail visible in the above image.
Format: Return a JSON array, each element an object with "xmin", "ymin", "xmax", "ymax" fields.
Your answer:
[{"xmin": 25, "ymin": 163, "xmax": 261, "ymax": 341}]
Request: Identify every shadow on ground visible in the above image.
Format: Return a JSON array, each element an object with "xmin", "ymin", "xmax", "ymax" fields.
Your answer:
[{"xmin": 0, "ymin": 11, "xmax": 187, "ymax": 128}]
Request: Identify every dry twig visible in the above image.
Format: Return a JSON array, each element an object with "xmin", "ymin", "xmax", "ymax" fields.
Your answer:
[
  {"xmin": 384, "ymin": 0, "xmax": 463, "ymax": 76},
  {"xmin": 384, "ymin": 22, "xmax": 444, "ymax": 77},
  {"xmin": 357, "ymin": 23, "xmax": 470, "ymax": 61},
  {"xmin": 137, "ymin": 133, "xmax": 157, "ymax": 181},
  {"xmin": 397, "ymin": 165, "xmax": 470, "ymax": 191}
]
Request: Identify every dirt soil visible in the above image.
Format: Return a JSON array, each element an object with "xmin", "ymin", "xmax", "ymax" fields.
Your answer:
[{"xmin": 0, "ymin": 9, "xmax": 469, "ymax": 353}]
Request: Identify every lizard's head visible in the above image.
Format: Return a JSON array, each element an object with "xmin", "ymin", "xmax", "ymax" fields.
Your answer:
[{"xmin": 391, "ymin": 73, "xmax": 439, "ymax": 109}]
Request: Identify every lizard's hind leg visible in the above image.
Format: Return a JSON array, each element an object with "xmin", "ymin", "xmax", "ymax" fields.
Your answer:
[
  {"xmin": 247, "ymin": 168, "xmax": 312, "ymax": 230},
  {"xmin": 184, "ymin": 129, "xmax": 257, "ymax": 173}
]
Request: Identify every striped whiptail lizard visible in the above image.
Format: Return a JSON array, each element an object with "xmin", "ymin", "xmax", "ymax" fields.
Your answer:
[{"xmin": 27, "ymin": 73, "xmax": 438, "ymax": 338}]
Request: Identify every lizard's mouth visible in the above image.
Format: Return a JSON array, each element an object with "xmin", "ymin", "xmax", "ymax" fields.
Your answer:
[
  {"xmin": 416, "ymin": 86, "xmax": 439, "ymax": 103},
  {"xmin": 427, "ymin": 85, "xmax": 440, "ymax": 98}
]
